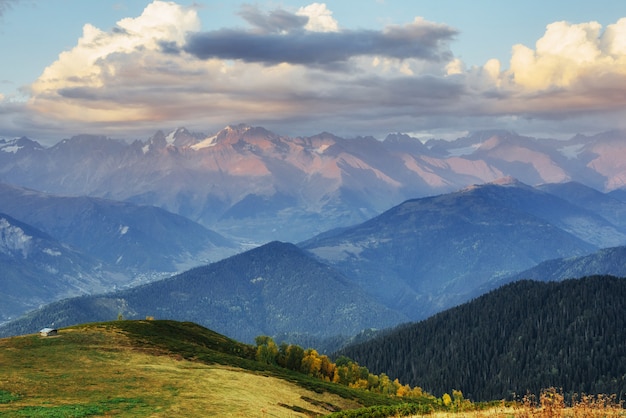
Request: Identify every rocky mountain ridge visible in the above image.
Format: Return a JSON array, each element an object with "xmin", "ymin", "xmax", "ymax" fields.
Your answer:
[{"xmin": 2, "ymin": 126, "xmax": 625, "ymax": 242}]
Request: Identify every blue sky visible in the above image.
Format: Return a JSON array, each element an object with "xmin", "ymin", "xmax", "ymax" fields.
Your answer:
[{"xmin": 1, "ymin": 0, "xmax": 625, "ymax": 142}]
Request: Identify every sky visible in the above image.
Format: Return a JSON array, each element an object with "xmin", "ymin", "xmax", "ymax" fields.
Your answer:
[{"xmin": 0, "ymin": 0, "xmax": 625, "ymax": 143}]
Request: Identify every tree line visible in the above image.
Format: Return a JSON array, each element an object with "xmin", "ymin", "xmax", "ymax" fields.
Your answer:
[{"xmin": 253, "ymin": 335, "xmax": 439, "ymax": 400}]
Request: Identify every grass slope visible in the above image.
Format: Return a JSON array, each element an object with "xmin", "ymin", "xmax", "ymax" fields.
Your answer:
[{"xmin": 0, "ymin": 320, "xmax": 400, "ymax": 417}]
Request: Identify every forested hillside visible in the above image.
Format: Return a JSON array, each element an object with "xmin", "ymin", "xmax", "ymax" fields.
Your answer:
[{"xmin": 336, "ymin": 276, "xmax": 626, "ymax": 402}]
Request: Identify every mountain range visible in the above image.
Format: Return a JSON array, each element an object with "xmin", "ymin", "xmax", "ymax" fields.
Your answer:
[
  {"xmin": 3, "ymin": 178, "xmax": 626, "ymax": 350},
  {"xmin": 2, "ymin": 125, "xmax": 626, "ymax": 352},
  {"xmin": 300, "ymin": 178, "xmax": 626, "ymax": 319},
  {"xmin": 0, "ymin": 182, "xmax": 238, "ymax": 323},
  {"xmin": 0, "ymin": 182, "xmax": 235, "ymax": 271},
  {"xmin": 2, "ymin": 126, "xmax": 626, "ymax": 243}
]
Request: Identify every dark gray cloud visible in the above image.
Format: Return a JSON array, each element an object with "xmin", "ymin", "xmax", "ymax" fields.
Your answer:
[
  {"xmin": 237, "ymin": 4, "xmax": 308, "ymax": 34},
  {"xmin": 183, "ymin": 27, "xmax": 456, "ymax": 66},
  {"xmin": 180, "ymin": 11, "xmax": 457, "ymax": 66}
]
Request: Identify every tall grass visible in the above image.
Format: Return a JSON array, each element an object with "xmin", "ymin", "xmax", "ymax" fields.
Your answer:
[
  {"xmin": 430, "ymin": 388, "xmax": 625, "ymax": 418},
  {"xmin": 512, "ymin": 387, "xmax": 624, "ymax": 418}
]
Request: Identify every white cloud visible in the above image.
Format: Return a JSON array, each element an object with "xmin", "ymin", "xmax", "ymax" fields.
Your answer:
[
  {"xmin": 296, "ymin": 3, "xmax": 339, "ymax": 32},
  {"xmin": 483, "ymin": 59, "xmax": 500, "ymax": 81},
  {"xmin": 508, "ymin": 19, "xmax": 626, "ymax": 90},
  {"xmin": 445, "ymin": 58, "xmax": 464, "ymax": 75},
  {"xmin": 603, "ymin": 17, "xmax": 626, "ymax": 55},
  {"xmin": 28, "ymin": 1, "xmax": 200, "ymax": 123}
]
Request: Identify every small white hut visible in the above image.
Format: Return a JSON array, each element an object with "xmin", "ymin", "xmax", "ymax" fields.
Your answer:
[{"xmin": 39, "ymin": 327, "xmax": 58, "ymax": 337}]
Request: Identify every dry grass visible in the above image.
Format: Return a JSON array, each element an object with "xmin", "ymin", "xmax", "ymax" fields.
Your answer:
[
  {"xmin": 0, "ymin": 326, "xmax": 361, "ymax": 417},
  {"xmin": 426, "ymin": 388, "xmax": 625, "ymax": 418}
]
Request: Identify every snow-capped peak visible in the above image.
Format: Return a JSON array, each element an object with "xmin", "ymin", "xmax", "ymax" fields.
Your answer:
[
  {"xmin": 191, "ymin": 134, "xmax": 218, "ymax": 150},
  {"xmin": 165, "ymin": 130, "xmax": 177, "ymax": 145},
  {"xmin": 0, "ymin": 137, "xmax": 43, "ymax": 154}
]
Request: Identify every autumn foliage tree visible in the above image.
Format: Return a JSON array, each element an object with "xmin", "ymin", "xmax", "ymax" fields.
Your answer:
[
  {"xmin": 254, "ymin": 336, "xmax": 433, "ymax": 400},
  {"xmin": 255, "ymin": 335, "xmax": 278, "ymax": 364}
]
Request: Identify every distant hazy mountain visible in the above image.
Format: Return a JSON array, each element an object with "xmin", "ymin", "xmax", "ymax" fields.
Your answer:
[
  {"xmin": 537, "ymin": 181, "xmax": 626, "ymax": 232},
  {"xmin": 2, "ymin": 126, "xmax": 626, "ymax": 242},
  {"xmin": 300, "ymin": 178, "xmax": 621, "ymax": 320},
  {"xmin": 511, "ymin": 246, "xmax": 626, "ymax": 282},
  {"xmin": 0, "ymin": 183, "xmax": 239, "ymax": 322},
  {"xmin": 336, "ymin": 275, "xmax": 626, "ymax": 401},
  {"xmin": 0, "ymin": 182, "xmax": 236, "ymax": 272},
  {"xmin": 3, "ymin": 177, "xmax": 624, "ymax": 344},
  {"xmin": 609, "ymin": 188, "xmax": 626, "ymax": 202},
  {"xmin": 0, "ymin": 242, "xmax": 407, "ymax": 347},
  {"xmin": 0, "ymin": 213, "xmax": 119, "ymax": 323}
]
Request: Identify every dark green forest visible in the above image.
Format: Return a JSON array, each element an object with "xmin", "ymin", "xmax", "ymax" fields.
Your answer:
[{"xmin": 336, "ymin": 275, "xmax": 626, "ymax": 402}]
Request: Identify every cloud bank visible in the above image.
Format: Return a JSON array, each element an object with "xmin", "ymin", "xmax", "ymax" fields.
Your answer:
[{"xmin": 3, "ymin": 1, "xmax": 626, "ymax": 140}]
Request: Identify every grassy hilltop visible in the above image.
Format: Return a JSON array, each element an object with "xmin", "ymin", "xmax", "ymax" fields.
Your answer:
[{"xmin": 0, "ymin": 320, "xmax": 420, "ymax": 417}]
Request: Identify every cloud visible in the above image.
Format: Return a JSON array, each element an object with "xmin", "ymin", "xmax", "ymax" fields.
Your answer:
[
  {"xmin": 25, "ymin": 1, "xmax": 458, "ymax": 135},
  {"xmin": 181, "ymin": 15, "xmax": 456, "ymax": 66},
  {"xmin": 28, "ymin": 1, "xmax": 201, "ymax": 122},
  {"xmin": 510, "ymin": 20, "xmax": 606, "ymax": 89},
  {"xmin": 238, "ymin": 4, "xmax": 308, "ymax": 34},
  {"xmin": 479, "ymin": 18, "xmax": 626, "ymax": 122},
  {"xmin": 14, "ymin": 1, "xmax": 626, "ymax": 141},
  {"xmin": 296, "ymin": 3, "xmax": 339, "ymax": 32}
]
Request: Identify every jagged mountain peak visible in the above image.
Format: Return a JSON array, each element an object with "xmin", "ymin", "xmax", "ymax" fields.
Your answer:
[
  {"xmin": 468, "ymin": 129, "xmax": 516, "ymax": 142},
  {"xmin": 190, "ymin": 124, "xmax": 265, "ymax": 151},
  {"xmin": 305, "ymin": 131, "xmax": 342, "ymax": 142},
  {"xmin": 223, "ymin": 123, "xmax": 252, "ymax": 133},
  {"xmin": 59, "ymin": 134, "xmax": 112, "ymax": 144},
  {"xmin": 51, "ymin": 134, "xmax": 127, "ymax": 156},
  {"xmin": 383, "ymin": 132, "xmax": 422, "ymax": 144},
  {"xmin": 2, "ymin": 125, "xmax": 626, "ymax": 242},
  {"xmin": 146, "ymin": 130, "xmax": 167, "ymax": 148},
  {"xmin": 215, "ymin": 123, "xmax": 258, "ymax": 140},
  {"xmin": 0, "ymin": 137, "xmax": 44, "ymax": 154},
  {"xmin": 166, "ymin": 127, "xmax": 205, "ymax": 148}
]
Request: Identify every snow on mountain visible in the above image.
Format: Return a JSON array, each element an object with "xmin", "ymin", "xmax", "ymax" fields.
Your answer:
[
  {"xmin": 0, "ymin": 137, "xmax": 44, "ymax": 154},
  {"xmin": 558, "ymin": 143, "xmax": 585, "ymax": 159},
  {"xmin": 0, "ymin": 217, "xmax": 32, "ymax": 257},
  {"xmin": 190, "ymin": 134, "xmax": 218, "ymax": 150}
]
